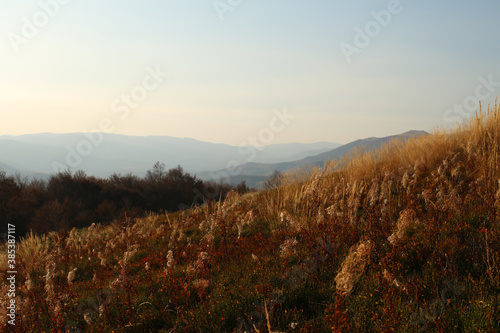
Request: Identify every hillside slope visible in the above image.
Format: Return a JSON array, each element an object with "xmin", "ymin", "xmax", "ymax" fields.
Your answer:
[
  {"xmin": 1, "ymin": 107, "xmax": 500, "ymax": 332},
  {"xmin": 202, "ymin": 130, "xmax": 427, "ymax": 188}
]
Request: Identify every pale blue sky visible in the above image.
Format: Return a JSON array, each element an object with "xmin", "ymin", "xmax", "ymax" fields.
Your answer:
[{"xmin": 1, "ymin": 1, "xmax": 499, "ymax": 145}]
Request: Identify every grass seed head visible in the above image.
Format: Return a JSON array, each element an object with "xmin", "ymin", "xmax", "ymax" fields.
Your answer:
[{"xmin": 335, "ymin": 240, "xmax": 374, "ymax": 296}]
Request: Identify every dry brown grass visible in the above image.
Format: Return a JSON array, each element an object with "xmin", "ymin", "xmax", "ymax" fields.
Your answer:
[
  {"xmin": 388, "ymin": 208, "xmax": 420, "ymax": 245},
  {"xmin": 260, "ymin": 102, "xmax": 500, "ymax": 228},
  {"xmin": 334, "ymin": 240, "xmax": 374, "ymax": 296},
  {"xmin": 17, "ymin": 231, "xmax": 50, "ymax": 276},
  {"xmin": 5, "ymin": 101, "xmax": 500, "ymax": 332}
]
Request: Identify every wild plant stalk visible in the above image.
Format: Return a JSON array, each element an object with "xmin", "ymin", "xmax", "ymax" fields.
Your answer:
[{"xmin": 6, "ymin": 102, "xmax": 500, "ymax": 331}]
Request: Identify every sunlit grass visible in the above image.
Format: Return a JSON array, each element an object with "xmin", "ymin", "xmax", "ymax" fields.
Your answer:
[{"xmin": 2, "ymin": 103, "xmax": 500, "ymax": 331}]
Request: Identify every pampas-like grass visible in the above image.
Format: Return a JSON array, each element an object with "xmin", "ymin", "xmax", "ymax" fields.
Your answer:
[{"xmin": 335, "ymin": 240, "xmax": 374, "ymax": 296}]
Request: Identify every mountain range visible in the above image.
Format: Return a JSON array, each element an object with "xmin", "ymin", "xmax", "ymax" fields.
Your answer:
[
  {"xmin": 0, "ymin": 133, "xmax": 340, "ymax": 180},
  {"xmin": 0, "ymin": 131, "xmax": 428, "ymax": 187},
  {"xmin": 201, "ymin": 130, "xmax": 428, "ymax": 187}
]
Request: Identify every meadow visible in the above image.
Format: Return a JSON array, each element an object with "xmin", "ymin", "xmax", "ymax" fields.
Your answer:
[{"xmin": 1, "ymin": 104, "xmax": 500, "ymax": 332}]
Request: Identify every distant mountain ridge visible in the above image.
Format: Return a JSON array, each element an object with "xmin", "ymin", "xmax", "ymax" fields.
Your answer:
[
  {"xmin": 0, "ymin": 133, "xmax": 340, "ymax": 179},
  {"xmin": 0, "ymin": 131, "xmax": 427, "ymax": 187},
  {"xmin": 201, "ymin": 130, "xmax": 428, "ymax": 187},
  {"xmin": 0, "ymin": 161, "xmax": 19, "ymax": 175}
]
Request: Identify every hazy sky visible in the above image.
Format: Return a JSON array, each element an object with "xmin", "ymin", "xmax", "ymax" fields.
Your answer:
[{"xmin": 1, "ymin": 1, "xmax": 499, "ymax": 145}]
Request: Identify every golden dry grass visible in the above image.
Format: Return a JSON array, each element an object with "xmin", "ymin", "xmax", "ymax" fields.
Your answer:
[
  {"xmin": 334, "ymin": 239, "xmax": 374, "ymax": 296},
  {"xmin": 4, "ymin": 101, "xmax": 500, "ymax": 332}
]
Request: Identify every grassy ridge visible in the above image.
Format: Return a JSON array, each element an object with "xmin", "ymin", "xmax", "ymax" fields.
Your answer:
[{"xmin": 1, "ymin": 104, "xmax": 500, "ymax": 332}]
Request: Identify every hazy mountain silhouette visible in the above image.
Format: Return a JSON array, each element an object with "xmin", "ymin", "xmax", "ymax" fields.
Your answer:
[
  {"xmin": 201, "ymin": 130, "xmax": 428, "ymax": 187},
  {"xmin": 0, "ymin": 132, "xmax": 428, "ymax": 187},
  {"xmin": 0, "ymin": 133, "xmax": 340, "ymax": 178},
  {"xmin": 0, "ymin": 161, "xmax": 19, "ymax": 175}
]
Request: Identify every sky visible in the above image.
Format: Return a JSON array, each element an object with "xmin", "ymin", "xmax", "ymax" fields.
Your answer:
[{"xmin": 1, "ymin": 0, "xmax": 499, "ymax": 145}]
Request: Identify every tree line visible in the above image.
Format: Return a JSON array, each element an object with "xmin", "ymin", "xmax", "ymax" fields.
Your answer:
[{"xmin": 0, "ymin": 162, "xmax": 249, "ymax": 238}]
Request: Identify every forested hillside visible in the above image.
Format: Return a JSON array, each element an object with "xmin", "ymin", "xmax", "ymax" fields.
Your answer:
[{"xmin": 0, "ymin": 163, "xmax": 247, "ymax": 237}]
